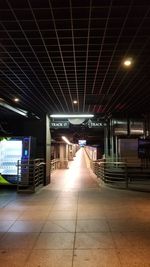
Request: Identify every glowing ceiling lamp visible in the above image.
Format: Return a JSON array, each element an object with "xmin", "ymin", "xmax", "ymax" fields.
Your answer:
[
  {"xmin": 123, "ymin": 58, "xmax": 133, "ymax": 67},
  {"xmin": 14, "ymin": 98, "xmax": 20, "ymax": 102},
  {"xmin": 50, "ymin": 114, "xmax": 94, "ymax": 118},
  {"xmin": 62, "ymin": 136, "xmax": 71, "ymax": 145}
]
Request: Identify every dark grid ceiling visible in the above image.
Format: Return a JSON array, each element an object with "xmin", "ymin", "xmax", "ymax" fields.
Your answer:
[{"xmin": 0, "ymin": 0, "xmax": 150, "ymax": 117}]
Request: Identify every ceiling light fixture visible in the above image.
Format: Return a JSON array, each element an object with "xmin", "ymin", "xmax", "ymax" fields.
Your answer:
[
  {"xmin": 50, "ymin": 114, "xmax": 94, "ymax": 118},
  {"xmin": 0, "ymin": 99, "xmax": 28, "ymax": 117},
  {"xmin": 14, "ymin": 98, "xmax": 19, "ymax": 102},
  {"xmin": 73, "ymin": 100, "xmax": 78, "ymax": 104},
  {"xmin": 123, "ymin": 58, "xmax": 132, "ymax": 67},
  {"xmin": 62, "ymin": 136, "xmax": 71, "ymax": 145}
]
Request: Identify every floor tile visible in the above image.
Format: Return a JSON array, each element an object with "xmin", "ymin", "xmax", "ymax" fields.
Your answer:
[
  {"xmin": 0, "ymin": 211, "xmax": 22, "ymax": 220},
  {"xmin": 19, "ymin": 210, "xmax": 50, "ymax": 220},
  {"xmin": 117, "ymin": 248, "xmax": 150, "ymax": 267},
  {"xmin": 75, "ymin": 233, "xmax": 115, "ymax": 249},
  {"xmin": 0, "ymin": 233, "xmax": 38, "ymax": 249},
  {"xmin": 42, "ymin": 220, "xmax": 76, "ymax": 232},
  {"xmin": 25, "ymin": 250, "xmax": 72, "ymax": 267},
  {"xmin": 48, "ymin": 210, "xmax": 76, "ymax": 220},
  {"xmin": 8, "ymin": 220, "xmax": 44, "ymax": 232},
  {"xmin": 34, "ymin": 233, "xmax": 74, "ymax": 249},
  {"xmin": 112, "ymin": 232, "xmax": 150, "ymax": 248},
  {"xmin": 73, "ymin": 249, "xmax": 121, "ymax": 267},
  {"xmin": 51, "ymin": 203, "xmax": 77, "ymax": 211},
  {"xmin": 76, "ymin": 219, "xmax": 109, "ymax": 232},
  {"xmin": 0, "ymin": 221, "xmax": 15, "ymax": 232},
  {"xmin": 108, "ymin": 218, "xmax": 150, "ymax": 232},
  {"xmin": 77, "ymin": 209, "xmax": 106, "ymax": 219},
  {"xmin": 0, "ymin": 249, "xmax": 31, "ymax": 267}
]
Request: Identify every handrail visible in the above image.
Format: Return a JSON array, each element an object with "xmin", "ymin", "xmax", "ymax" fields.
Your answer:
[
  {"xmin": 91, "ymin": 159, "xmax": 150, "ymax": 192},
  {"xmin": 17, "ymin": 158, "xmax": 45, "ymax": 193},
  {"xmin": 97, "ymin": 161, "xmax": 126, "ymax": 165},
  {"xmin": 51, "ymin": 158, "xmax": 68, "ymax": 171},
  {"xmin": 36, "ymin": 162, "xmax": 46, "ymax": 167}
]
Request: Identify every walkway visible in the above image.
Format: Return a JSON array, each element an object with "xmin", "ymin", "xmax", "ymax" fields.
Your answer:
[{"xmin": 0, "ymin": 148, "xmax": 150, "ymax": 266}]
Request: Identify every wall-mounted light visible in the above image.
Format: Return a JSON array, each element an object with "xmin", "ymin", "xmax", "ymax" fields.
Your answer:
[
  {"xmin": 62, "ymin": 136, "xmax": 71, "ymax": 145},
  {"xmin": 50, "ymin": 114, "xmax": 94, "ymax": 118}
]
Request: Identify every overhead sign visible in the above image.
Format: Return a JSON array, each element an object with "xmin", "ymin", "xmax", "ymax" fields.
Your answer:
[
  {"xmin": 50, "ymin": 121, "xmax": 69, "ymax": 129},
  {"xmin": 88, "ymin": 120, "xmax": 106, "ymax": 128}
]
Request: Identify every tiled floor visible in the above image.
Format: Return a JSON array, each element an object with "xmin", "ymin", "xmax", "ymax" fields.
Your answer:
[{"xmin": 0, "ymin": 148, "xmax": 150, "ymax": 266}]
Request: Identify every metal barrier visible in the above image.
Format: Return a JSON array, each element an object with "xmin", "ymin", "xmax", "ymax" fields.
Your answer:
[
  {"xmin": 94, "ymin": 161, "xmax": 150, "ymax": 191},
  {"xmin": 96, "ymin": 161, "xmax": 128, "ymax": 188},
  {"xmin": 17, "ymin": 158, "xmax": 45, "ymax": 193},
  {"xmin": 51, "ymin": 159, "xmax": 60, "ymax": 172},
  {"xmin": 51, "ymin": 158, "xmax": 68, "ymax": 172}
]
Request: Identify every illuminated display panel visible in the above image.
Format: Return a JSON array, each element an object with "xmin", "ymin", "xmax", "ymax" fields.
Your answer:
[
  {"xmin": 78, "ymin": 140, "xmax": 86, "ymax": 147},
  {"xmin": 0, "ymin": 139, "xmax": 22, "ymax": 175}
]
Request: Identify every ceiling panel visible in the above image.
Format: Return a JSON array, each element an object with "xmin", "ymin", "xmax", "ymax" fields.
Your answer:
[{"xmin": 0, "ymin": 0, "xmax": 150, "ymax": 118}]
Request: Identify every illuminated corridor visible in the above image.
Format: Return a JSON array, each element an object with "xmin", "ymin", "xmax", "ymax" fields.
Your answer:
[{"xmin": 0, "ymin": 149, "xmax": 150, "ymax": 267}]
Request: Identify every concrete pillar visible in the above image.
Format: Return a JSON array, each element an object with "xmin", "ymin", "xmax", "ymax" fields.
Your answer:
[
  {"xmin": 104, "ymin": 125, "xmax": 109, "ymax": 158},
  {"xmin": 110, "ymin": 119, "xmax": 114, "ymax": 161},
  {"xmin": 45, "ymin": 115, "xmax": 51, "ymax": 185},
  {"xmin": 115, "ymin": 136, "xmax": 118, "ymax": 161},
  {"xmin": 59, "ymin": 143, "xmax": 68, "ymax": 169},
  {"xmin": 68, "ymin": 144, "xmax": 74, "ymax": 161}
]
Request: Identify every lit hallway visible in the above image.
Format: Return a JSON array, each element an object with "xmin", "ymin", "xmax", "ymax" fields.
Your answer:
[{"xmin": 0, "ymin": 149, "xmax": 150, "ymax": 266}]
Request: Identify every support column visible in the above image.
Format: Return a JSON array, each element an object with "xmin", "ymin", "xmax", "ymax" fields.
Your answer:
[
  {"xmin": 45, "ymin": 115, "xmax": 51, "ymax": 185},
  {"xmin": 68, "ymin": 144, "xmax": 74, "ymax": 161},
  {"xmin": 104, "ymin": 125, "xmax": 109, "ymax": 158},
  {"xmin": 110, "ymin": 119, "xmax": 115, "ymax": 161},
  {"xmin": 59, "ymin": 143, "xmax": 68, "ymax": 168}
]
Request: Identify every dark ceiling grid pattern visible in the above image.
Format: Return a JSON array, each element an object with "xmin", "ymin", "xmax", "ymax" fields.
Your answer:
[
  {"xmin": 82, "ymin": 0, "xmax": 92, "ymax": 112},
  {"xmin": 109, "ymin": 42, "xmax": 150, "ymax": 114},
  {"xmin": 0, "ymin": 16, "xmax": 60, "ymax": 113},
  {"xmin": 90, "ymin": 0, "xmax": 113, "ymax": 113},
  {"xmin": 27, "ymin": 0, "xmax": 69, "ymax": 113},
  {"xmin": 48, "ymin": 0, "xmax": 74, "ymax": 112},
  {"xmin": 6, "ymin": 0, "xmax": 63, "ymax": 113},
  {"xmin": 0, "ymin": 59, "xmax": 47, "ymax": 114},
  {"xmin": 0, "ymin": 0, "xmax": 150, "ymax": 117},
  {"xmin": 0, "ymin": 42, "xmax": 53, "ymax": 113},
  {"xmin": 104, "ymin": 4, "xmax": 150, "ymax": 115},
  {"xmin": 95, "ymin": 0, "xmax": 133, "ymax": 113},
  {"xmin": 69, "ymin": 0, "xmax": 79, "ymax": 112}
]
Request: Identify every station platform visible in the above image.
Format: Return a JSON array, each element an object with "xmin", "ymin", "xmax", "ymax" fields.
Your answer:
[{"xmin": 0, "ymin": 148, "xmax": 150, "ymax": 266}]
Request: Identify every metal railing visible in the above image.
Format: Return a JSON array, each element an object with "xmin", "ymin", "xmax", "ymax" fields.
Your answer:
[
  {"xmin": 51, "ymin": 158, "xmax": 68, "ymax": 172},
  {"xmin": 95, "ymin": 161, "xmax": 128, "ymax": 187},
  {"xmin": 51, "ymin": 158, "xmax": 60, "ymax": 172},
  {"xmin": 92, "ymin": 160, "xmax": 150, "ymax": 192},
  {"xmin": 17, "ymin": 158, "xmax": 45, "ymax": 193}
]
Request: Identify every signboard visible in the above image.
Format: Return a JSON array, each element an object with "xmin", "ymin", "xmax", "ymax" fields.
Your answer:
[
  {"xmin": 88, "ymin": 120, "xmax": 106, "ymax": 128},
  {"xmin": 50, "ymin": 121, "xmax": 69, "ymax": 129},
  {"xmin": 50, "ymin": 120, "xmax": 106, "ymax": 129}
]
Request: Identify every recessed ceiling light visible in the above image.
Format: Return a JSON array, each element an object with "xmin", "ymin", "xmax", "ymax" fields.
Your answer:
[
  {"xmin": 14, "ymin": 98, "xmax": 19, "ymax": 102},
  {"xmin": 123, "ymin": 59, "xmax": 132, "ymax": 67},
  {"xmin": 73, "ymin": 100, "xmax": 78, "ymax": 104}
]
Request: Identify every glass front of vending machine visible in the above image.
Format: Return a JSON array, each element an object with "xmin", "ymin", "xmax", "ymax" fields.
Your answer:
[{"xmin": 0, "ymin": 137, "xmax": 35, "ymax": 185}]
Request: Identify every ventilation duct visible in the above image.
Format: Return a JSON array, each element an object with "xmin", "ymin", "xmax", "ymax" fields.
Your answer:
[
  {"xmin": 113, "ymin": 120, "xmax": 128, "ymax": 136},
  {"xmin": 130, "ymin": 121, "xmax": 144, "ymax": 135},
  {"xmin": 113, "ymin": 119, "xmax": 144, "ymax": 136}
]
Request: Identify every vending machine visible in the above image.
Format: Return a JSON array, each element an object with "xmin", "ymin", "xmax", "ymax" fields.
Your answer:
[{"xmin": 0, "ymin": 136, "xmax": 36, "ymax": 185}]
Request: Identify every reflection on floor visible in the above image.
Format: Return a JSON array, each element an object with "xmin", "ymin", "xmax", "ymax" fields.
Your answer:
[{"xmin": 0, "ymin": 148, "xmax": 150, "ymax": 266}]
